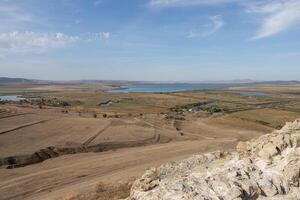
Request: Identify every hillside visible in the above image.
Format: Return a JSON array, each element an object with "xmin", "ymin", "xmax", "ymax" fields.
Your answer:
[
  {"xmin": 128, "ymin": 119, "xmax": 300, "ymax": 199},
  {"xmin": 0, "ymin": 77, "xmax": 44, "ymax": 85}
]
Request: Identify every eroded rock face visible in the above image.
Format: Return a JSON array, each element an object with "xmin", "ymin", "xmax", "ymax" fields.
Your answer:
[{"xmin": 127, "ymin": 120, "xmax": 300, "ymax": 200}]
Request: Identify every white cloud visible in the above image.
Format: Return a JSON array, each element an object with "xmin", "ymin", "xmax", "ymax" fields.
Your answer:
[
  {"xmin": 99, "ymin": 32, "xmax": 110, "ymax": 40},
  {"xmin": 0, "ymin": 32, "xmax": 79, "ymax": 53},
  {"xmin": 0, "ymin": 5, "xmax": 33, "ymax": 23},
  {"xmin": 148, "ymin": 0, "xmax": 236, "ymax": 7},
  {"xmin": 148, "ymin": 0, "xmax": 300, "ymax": 40},
  {"xmin": 249, "ymin": 0, "xmax": 300, "ymax": 40},
  {"xmin": 187, "ymin": 16, "xmax": 224, "ymax": 38},
  {"xmin": 93, "ymin": 0, "xmax": 105, "ymax": 6}
]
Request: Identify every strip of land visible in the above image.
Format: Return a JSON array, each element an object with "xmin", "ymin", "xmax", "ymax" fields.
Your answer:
[{"xmin": 0, "ymin": 83, "xmax": 299, "ymax": 200}]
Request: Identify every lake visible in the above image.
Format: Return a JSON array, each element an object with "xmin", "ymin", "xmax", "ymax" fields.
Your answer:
[{"xmin": 109, "ymin": 83, "xmax": 249, "ymax": 93}]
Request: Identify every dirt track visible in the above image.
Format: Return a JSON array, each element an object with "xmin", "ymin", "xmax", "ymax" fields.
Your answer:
[
  {"xmin": 0, "ymin": 120, "xmax": 49, "ymax": 135},
  {"xmin": 83, "ymin": 123, "xmax": 112, "ymax": 146}
]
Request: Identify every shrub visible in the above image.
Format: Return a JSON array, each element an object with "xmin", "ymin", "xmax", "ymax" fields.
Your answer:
[
  {"xmin": 63, "ymin": 192, "xmax": 81, "ymax": 200},
  {"xmin": 95, "ymin": 181, "xmax": 132, "ymax": 200},
  {"xmin": 95, "ymin": 181, "xmax": 106, "ymax": 193}
]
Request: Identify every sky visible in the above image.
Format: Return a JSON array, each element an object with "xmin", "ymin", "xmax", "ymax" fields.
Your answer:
[{"xmin": 0, "ymin": 0, "xmax": 300, "ymax": 81}]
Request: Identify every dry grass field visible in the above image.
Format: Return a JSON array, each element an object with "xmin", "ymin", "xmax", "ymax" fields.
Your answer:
[{"xmin": 0, "ymin": 83, "xmax": 300, "ymax": 200}]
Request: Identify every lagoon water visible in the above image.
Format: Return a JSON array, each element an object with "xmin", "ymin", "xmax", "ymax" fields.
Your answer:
[
  {"xmin": 0, "ymin": 95, "xmax": 25, "ymax": 101},
  {"xmin": 109, "ymin": 83, "xmax": 248, "ymax": 93}
]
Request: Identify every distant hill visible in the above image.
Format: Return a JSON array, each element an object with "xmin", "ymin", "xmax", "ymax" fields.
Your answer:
[
  {"xmin": 0, "ymin": 77, "xmax": 299, "ymax": 85},
  {"xmin": 256, "ymin": 80, "xmax": 300, "ymax": 85},
  {"xmin": 0, "ymin": 77, "xmax": 47, "ymax": 85}
]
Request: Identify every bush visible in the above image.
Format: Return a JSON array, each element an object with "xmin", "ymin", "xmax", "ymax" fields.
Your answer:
[
  {"xmin": 95, "ymin": 181, "xmax": 132, "ymax": 200},
  {"xmin": 95, "ymin": 181, "xmax": 106, "ymax": 193},
  {"xmin": 63, "ymin": 192, "xmax": 81, "ymax": 200},
  {"xmin": 209, "ymin": 107, "xmax": 222, "ymax": 113}
]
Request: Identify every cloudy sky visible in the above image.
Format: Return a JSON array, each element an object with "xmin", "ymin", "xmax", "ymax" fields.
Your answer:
[{"xmin": 1, "ymin": 0, "xmax": 300, "ymax": 81}]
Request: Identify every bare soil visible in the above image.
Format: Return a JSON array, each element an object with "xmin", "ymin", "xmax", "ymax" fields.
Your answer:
[{"xmin": 0, "ymin": 83, "xmax": 300, "ymax": 200}]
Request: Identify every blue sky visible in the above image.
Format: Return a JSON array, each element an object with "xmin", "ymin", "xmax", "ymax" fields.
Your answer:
[{"xmin": 0, "ymin": 0, "xmax": 300, "ymax": 81}]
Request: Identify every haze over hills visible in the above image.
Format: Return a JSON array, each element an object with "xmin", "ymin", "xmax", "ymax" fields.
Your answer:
[
  {"xmin": 1, "ymin": 77, "xmax": 299, "ymax": 85},
  {"xmin": 0, "ymin": 77, "xmax": 42, "ymax": 85}
]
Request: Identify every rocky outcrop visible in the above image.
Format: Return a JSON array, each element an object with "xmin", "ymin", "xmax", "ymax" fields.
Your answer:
[{"xmin": 127, "ymin": 119, "xmax": 300, "ymax": 200}]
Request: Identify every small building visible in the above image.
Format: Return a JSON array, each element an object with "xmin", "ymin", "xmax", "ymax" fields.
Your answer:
[{"xmin": 99, "ymin": 100, "xmax": 113, "ymax": 107}]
